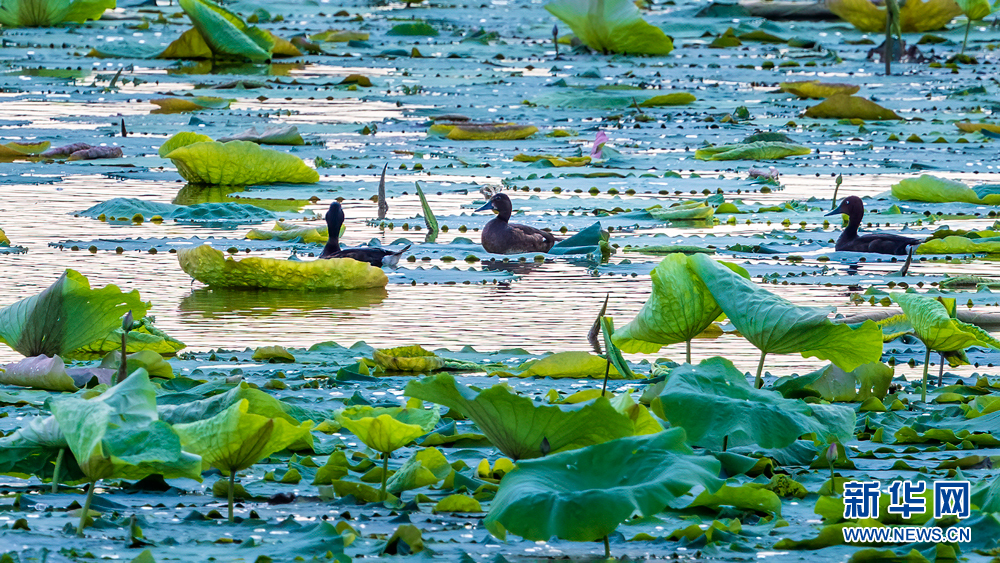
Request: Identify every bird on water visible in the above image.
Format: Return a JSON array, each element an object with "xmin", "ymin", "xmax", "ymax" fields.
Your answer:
[
  {"xmin": 475, "ymin": 192, "xmax": 556, "ymax": 254},
  {"xmin": 825, "ymin": 196, "xmax": 924, "ymax": 255},
  {"xmin": 319, "ymin": 201, "xmax": 410, "ymax": 267}
]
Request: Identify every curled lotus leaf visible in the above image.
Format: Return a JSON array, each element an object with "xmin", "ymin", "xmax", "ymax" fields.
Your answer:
[
  {"xmin": 826, "ymin": 0, "xmax": 962, "ymax": 32},
  {"xmin": 779, "ymin": 81, "xmax": 860, "ymax": 99},
  {"xmin": 166, "ymin": 141, "xmax": 319, "ymax": 185},
  {"xmin": 956, "ymin": 121, "xmax": 1000, "ymax": 134},
  {"xmin": 803, "ymin": 95, "xmax": 903, "ymax": 120},
  {"xmin": 428, "ymin": 123, "xmax": 538, "ymax": 140},
  {"xmin": 336, "ymin": 405, "xmax": 440, "ymax": 453},
  {"xmin": 158, "ymin": 132, "xmax": 213, "ymax": 158},
  {"xmin": 917, "ymin": 236, "xmax": 1000, "ymax": 255},
  {"xmin": 892, "ymin": 174, "xmax": 1000, "ymax": 205},
  {"xmin": 177, "ymin": 245, "xmax": 387, "ymax": 291},
  {"xmin": 484, "ymin": 430, "xmax": 722, "ymax": 541},
  {"xmin": 693, "ymin": 142, "xmax": 811, "ymax": 161},
  {"xmin": 178, "ymin": 0, "xmax": 275, "ymax": 62},
  {"xmin": 245, "ymin": 221, "xmax": 342, "ymax": 245},
  {"xmin": 512, "ymin": 350, "xmax": 623, "ymax": 379},
  {"xmin": 891, "ymin": 292, "xmax": 1000, "ymax": 353},
  {"xmin": 373, "ymin": 345, "xmax": 446, "ymax": 372}
]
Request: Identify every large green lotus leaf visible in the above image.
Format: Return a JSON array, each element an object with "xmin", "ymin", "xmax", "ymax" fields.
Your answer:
[
  {"xmin": 918, "ymin": 236, "xmax": 1000, "ymax": 255},
  {"xmin": 957, "ymin": 0, "xmax": 993, "ymax": 18},
  {"xmin": 50, "ymin": 371, "xmax": 202, "ymax": 481},
  {"xmin": 159, "ymin": 381, "xmax": 323, "ymax": 426},
  {"xmin": 892, "ymin": 174, "xmax": 1000, "ymax": 205},
  {"xmin": 545, "ymin": 0, "xmax": 674, "ymax": 55},
  {"xmin": 774, "ymin": 362, "xmax": 894, "ymax": 402},
  {"xmin": 158, "ymin": 132, "xmax": 213, "ymax": 158},
  {"xmin": 826, "ymin": 0, "xmax": 960, "ymax": 32},
  {"xmin": 0, "ymin": 269, "xmax": 149, "ymax": 358},
  {"xmin": 404, "ymin": 373, "xmax": 635, "ymax": 460},
  {"xmin": 484, "ymin": 430, "xmax": 722, "ymax": 541},
  {"xmin": 613, "ymin": 254, "xmax": 749, "ymax": 353},
  {"xmin": 173, "ymin": 399, "xmax": 313, "ymax": 474},
  {"xmin": 0, "ymin": 354, "xmax": 83, "ymax": 391},
  {"xmin": 246, "ymin": 221, "xmax": 342, "ymax": 244},
  {"xmin": 803, "ymin": 95, "xmax": 903, "ymax": 120},
  {"xmin": 693, "ymin": 141, "xmax": 811, "ymax": 161},
  {"xmin": 177, "ymin": 245, "xmax": 388, "ymax": 291},
  {"xmin": 336, "ymin": 405, "xmax": 439, "ymax": 453},
  {"xmin": 646, "ymin": 202, "xmax": 715, "ymax": 220},
  {"xmin": 891, "ymin": 292, "xmax": 1000, "ymax": 352},
  {"xmin": 74, "ymin": 316, "xmax": 186, "ymax": 357},
  {"xmin": 651, "ymin": 357, "xmax": 856, "ymax": 450},
  {"xmin": 512, "ymin": 351, "xmax": 622, "ymax": 379},
  {"xmin": 386, "ymin": 447, "xmax": 451, "ymax": 493},
  {"xmin": 688, "ymin": 484, "xmax": 782, "ymax": 516},
  {"xmin": 689, "ymin": 254, "xmax": 883, "ymax": 371},
  {"xmin": 373, "ymin": 345, "xmax": 446, "ymax": 372},
  {"xmin": 166, "ymin": 141, "xmax": 319, "ymax": 185},
  {"xmin": 178, "ymin": 0, "xmax": 274, "ymax": 62},
  {"xmin": 0, "ymin": 408, "xmax": 85, "ymax": 482},
  {"xmin": 62, "ymin": 0, "xmax": 113, "ymax": 23},
  {"xmin": 0, "ymin": 0, "xmax": 110, "ymax": 26}
]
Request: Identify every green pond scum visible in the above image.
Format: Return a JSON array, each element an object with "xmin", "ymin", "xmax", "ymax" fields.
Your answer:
[{"xmin": 2, "ymin": 0, "xmax": 1000, "ymax": 560}]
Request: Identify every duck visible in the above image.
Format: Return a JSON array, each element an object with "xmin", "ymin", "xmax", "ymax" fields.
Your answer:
[
  {"xmin": 475, "ymin": 193, "xmax": 556, "ymax": 254},
  {"xmin": 825, "ymin": 196, "xmax": 924, "ymax": 255},
  {"xmin": 319, "ymin": 201, "xmax": 410, "ymax": 267}
]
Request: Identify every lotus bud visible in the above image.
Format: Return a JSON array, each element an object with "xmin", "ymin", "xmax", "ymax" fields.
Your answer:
[
  {"xmin": 825, "ymin": 443, "xmax": 838, "ymax": 464},
  {"xmin": 121, "ymin": 310, "xmax": 134, "ymax": 332},
  {"xmin": 552, "ymin": 25, "xmax": 558, "ymax": 39},
  {"xmin": 540, "ymin": 436, "xmax": 551, "ymax": 456}
]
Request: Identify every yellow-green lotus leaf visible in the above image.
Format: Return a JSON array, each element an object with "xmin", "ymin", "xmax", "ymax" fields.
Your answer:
[
  {"xmin": 639, "ymin": 93, "xmax": 696, "ymax": 107},
  {"xmin": 918, "ymin": 236, "xmax": 1000, "ymax": 255},
  {"xmin": 177, "ymin": 245, "xmax": 387, "ymax": 291},
  {"xmin": 336, "ymin": 406, "xmax": 440, "ymax": 454},
  {"xmin": 646, "ymin": 202, "xmax": 717, "ymax": 219},
  {"xmin": 386, "ymin": 447, "xmax": 451, "ymax": 493},
  {"xmin": 428, "ymin": 123, "xmax": 538, "ymax": 140},
  {"xmin": 804, "ymin": 95, "xmax": 903, "ymax": 120},
  {"xmin": 891, "ymin": 292, "xmax": 1000, "ymax": 353},
  {"xmin": 173, "ymin": 399, "xmax": 314, "ymax": 474},
  {"xmin": 373, "ymin": 345, "xmax": 446, "ymax": 372},
  {"xmin": 252, "ymin": 345, "xmax": 295, "ymax": 363},
  {"xmin": 150, "ymin": 97, "xmax": 232, "ymax": 114},
  {"xmin": 694, "ymin": 142, "xmax": 811, "ymax": 161},
  {"xmin": 158, "ymin": 131, "xmax": 213, "ymax": 158},
  {"xmin": 99, "ymin": 350, "xmax": 174, "ymax": 379},
  {"xmin": 0, "ymin": 0, "xmax": 112, "ymax": 27},
  {"xmin": 545, "ymin": 0, "xmax": 674, "ymax": 55},
  {"xmin": 689, "ymin": 484, "xmax": 782, "ymax": 516},
  {"xmin": 158, "ymin": 27, "xmax": 215, "ymax": 60},
  {"xmin": 74, "ymin": 316, "xmax": 186, "ymax": 357},
  {"xmin": 0, "ymin": 227, "xmax": 8, "ymax": 246},
  {"xmin": 178, "ymin": 0, "xmax": 274, "ymax": 62},
  {"xmin": 245, "ymin": 221, "xmax": 341, "ymax": 244},
  {"xmin": 780, "ymin": 81, "xmax": 860, "ymax": 99},
  {"xmin": 434, "ymin": 494, "xmax": 482, "ymax": 513},
  {"xmin": 957, "ymin": 0, "xmax": 993, "ymax": 18},
  {"xmin": 311, "ymin": 29, "xmax": 370, "ymax": 42},
  {"xmin": 513, "ymin": 351, "xmax": 622, "ymax": 379},
  {"xmin": 956, "ymin": 121, "xmax": 1000, "ymax": 134},
  {"xmin": 166, "ymin": 141, "xmax": 319, "ymax": 185},
  {"xmin": 892, "ymin": 174, "xmax": 1000, "ymax": 205},
  {"xmin": 826, "ymin": 0, "xmax": 962, "ymax": 32},
  {"xmin": 312, "ymin": 451, "xmax": 350, "ymax": 485},
  {"xmin": 513, "ymin": 154, "xmax": 591, "ymax": 167}
]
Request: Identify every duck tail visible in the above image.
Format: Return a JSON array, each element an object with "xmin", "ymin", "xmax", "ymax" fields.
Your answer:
[{"xmin": 393, "ymin": 244, "xmax": 412, "ymax": 256}]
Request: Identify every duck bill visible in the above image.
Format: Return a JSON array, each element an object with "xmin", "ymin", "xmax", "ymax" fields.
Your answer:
[
  {"xmin": 474, "ymin": 201, "xmax": 494, "ymax": 212},
  {"xmin": 824, "ymin": 208, "xmax": 844, "ymax": 217}
]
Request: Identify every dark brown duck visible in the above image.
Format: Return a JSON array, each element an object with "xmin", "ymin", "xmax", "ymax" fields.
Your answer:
[
  {"xmin": 319, "ymin": 202, "xmax": 410, "ymax": 267},
  {"xmin": 475, "ymin": 193, "xmax": 556, "ymax": 254},
  {"xmin": 825, "ymin": 196, "xmax": 924, "ymax": 255}
]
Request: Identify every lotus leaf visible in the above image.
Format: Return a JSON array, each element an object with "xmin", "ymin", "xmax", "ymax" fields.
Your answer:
[
  {"xmin": 513, "ymin": 154, "xmax": 591, "ymax": 167},
  {"xmin": 689, "ymin": 484, "xmax": 782, "ymax": 516},
  {"xmin": 387, "ymin": 22, "xmax": 438, "ymax": 36},
  {"xmin": 159, "ymin": 381, "xmax": 322, "ymax": 427},
  {"xmin": 74, "ymin": 316, "xmax": 185, "ymax": 357},
  {"xmin": 693, "ymin": 141, "xmax": 811, "ymax": 161},
  {"xmin": 386, "ymin": 447, "xmax": 451, "ymax": 493},
  {"xmin": 150, "ymin": 97, "xmax": 232, "ymax": 114},
  {"xmin": 166, "ymin": 140, "xmax": 318, "ymax": 185},
  {"xmin": 158, "ymin": 27, "xmax": 214, "ymax": 59},
  {"xmin": 0, "ymin": 413, "xmax": 84, "ymax": 482},
  {"xmin": 918, "ymin": 236, "xmax": 1000, "ymax": 255},
  {"xmin": 0, "ymin": 0, "xmax": 111, "ymax": 27},
  {"xmin": 415, "ymin": 182, "xmax": 439, "ymax": 235},
  {"xmin": 774, "ymin": 519, "xmax": 885, "ymax": 549},
  {"xmin": 803, "ymin": 94, "xmax": 903, "ymax": 120},
  {"xmin": 545, "ymin": 0, "xmax": 674, "ymax": 55},
  {"xmin": 178, "ymin": 0, "xmax": 275, "ymax": 62},
  {"xmin": 373, "ymin": 345, "xmax": 446, "ymax": 372},
  {"xmin": 404, "ymin": 373, "xmax": 635, "ymax": 460},
  {"xmin": 428, "ymin": 123, "xmax": 538, "ymax": 140},
  {"xmin": 513, "ymin": 351, "xmax": 622, "ymax": 379},
  {"xmin": 892, "ymin": 174, "xmax": 1000, "ymax": 205},
  {"xmin": 177, "ymin": 245, "xmax": 388, "ymax": 291},
  {"xmin": 217, "ymin": 125, "xmax": 304, "ymax": 145},
  {"xmin": 647, "ymin": 202, "xmax": 716, "ymax": 220},
  {"xmin": 780, "ymin": 81, "xmax": 860, "ymax": 99},
  {"xmin": 0, "ymin": 354, "xmax": 112, "ymax": 392},
  {"xmin": 651, "ymin": 357, "xmax": 856, "ymax": 450},
  {"xmin": 336, "ymin": 405, "xmax": 439, "ymax": 453},
  {"xmin": 246, "ymin": 221, "xmax": 341, "ymax": 244},
  {"xmin": 312, "ymin": 451, "xmax": 350, "ymax": 485},
  {"xmin": 484, "ymin": 430, "xmax": 722, "ymax": 541},
  {"xmin": 613, "ymin": 254, "xmax": 749, "ymax": 355},
  {"xmin": 892, "ymin": 293, "xmax": 1000, "ymax": 353},
  {"xmin": 252, "ymin": 345, "xmax": 295, "ymax": 363},
  {"xmin": 0, "ymin": 227, "xmax": 8, "ymax": 246},
  {"xmin": 639, "ymin": 93, "xmax": 696, "ymax": 107},
  {"xmin": 826, "ymin": 0, "xmax": 961, "ymax": 32},
  {"xmin": 0, "ymin": 141, "xmax": 50, "ymax": 156},
  {"xmin": 311, "ymin": 29, "xmax": 369, "ymax": 42},
  {"xmin": 774, "ymin": 362, "xmax": 894, "ymax": 402},
  {"xmin": 690, "ymin": 254, "xmax": 883, "ymax": 381},
  {"xmin": 957, "ymin": 0, "xmax": 993, "ymax": 18},
  {"xmin": 956, "ymin": 121, "xmax": 1000, "ymax": 134},
  {"xmin": 0, "ymin": 269, "xmax": 149, "ymax": 359},
  {"xmin": 98, "ymin": 350, "xmax": 173, "ymax": 380},
  {"xmin": 433, "ymin": 495, "xmax": 482, "ymax": 513}
]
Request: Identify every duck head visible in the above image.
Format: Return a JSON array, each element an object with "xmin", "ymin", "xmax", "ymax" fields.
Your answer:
[
  {"xmin": 475, "ymin": 193, "xmax": 512, "ymax": 219},
  {"xmin": 825, "ymin": 196, "xmax": 864, "ymax": 222},
  {"xmin": 326, "ymin": 201, "xmax": 346, "ymax": 230}
]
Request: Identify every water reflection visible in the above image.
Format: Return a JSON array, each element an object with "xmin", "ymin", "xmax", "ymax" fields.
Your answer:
[
  {"xmin": 480, "ymin": 257, "xmax": 547, "ymax": 277},
  {"xmin": 179, "ymin": 287, "xmax": 388, "ymax": 317},
  {"xmin": 173, "ymin": 183, "xmax": 310, "ymax": 213},
  {"xmin": 166, "ymin": 61, "xmax": 304, "ymax": 76}
]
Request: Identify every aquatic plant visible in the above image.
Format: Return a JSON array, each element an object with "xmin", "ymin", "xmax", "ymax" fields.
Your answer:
[{"xmin": 545, "ymin": 0, "xmax": 673, "ymax": 55}]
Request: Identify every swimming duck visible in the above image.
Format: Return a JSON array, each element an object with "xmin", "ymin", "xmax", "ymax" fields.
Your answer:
[
  {"xmin": 825, "ymin": 196, "xmax": 923, "ymax": 255},
  {"xmin": 319, "ymin": 202, "xmax": 410, "ymax": 267},
  {"xmin": 475, "ymin": 193, "xmax": 556, "ymax": 254}
]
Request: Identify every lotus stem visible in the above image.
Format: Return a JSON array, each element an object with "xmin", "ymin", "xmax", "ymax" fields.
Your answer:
[
  {"xmin": 76, "ymin": 480, "xmax": 96, "ymax": 537},
  {"xmin": 884, "ymin": 4, "xmax": 892, "ymax": 76},
  {"xmin": 962, "ymin": 18, "xmax": 972, "ymax": 55},
  {"xmin": 601, "ymin": 357, "xmax": 611, "ymax": 397},
  {"xmin": 686, "ymin": 340, "xmax": 692, "ymax": 365},
  {"xmin": 938, "ymin": 353, "xmax": 945, "ymax": 387},
  {"xmin": 603, "ymin": 535, "xmax": 610, "ymax": 559},
  {"xmin": 722, "ymin": 435, "xmax": 728, "ymax": 452},
  {"xmin": 755, "ymin": 350, "xmax": 767, "ymax": 389},
  {"xmin": 381, "ymin": 452, "xmax": 390, "ymax": 502},
  {"xmin": 228, "ymin": 471, "xmax": 236, "ymax": 523},
  {"xmin": 921, "ymin": 346, "xmax": 931, "ymax": 403},
  {"xmin": 51, "ymin": 448, "xmax": 64, "ymax": 494},
  {"xmin": 831, "ymin": 174, "xmax": 842, "ymax": 211}
]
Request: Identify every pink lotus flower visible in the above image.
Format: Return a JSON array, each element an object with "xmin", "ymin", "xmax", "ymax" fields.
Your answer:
[{"xmin": 590, "ymin": 131, "xmax": 608, "ymax": 159}]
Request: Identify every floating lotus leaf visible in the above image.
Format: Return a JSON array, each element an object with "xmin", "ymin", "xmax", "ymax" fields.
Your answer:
[
  {"xmin": 780, "ymin": 81, "xmax": 860, "ymax": 99},
  {"xmin": 217, "ymin": 125, "xmax": 304, "ymax": 145},
  {"xmin": 646, "ymin": 202, "xmax": 716, "ymax": 220},
  {"xmin": 177, "ymin": 245, "xmax": 388, "ymax": 291},
  {"xmin": 245, "ymin": 221, "xmax": 342, "ymax": 244},
  {"xmin": 892, "ymin": 174, "xmax": 1000, "ymax": 205},
  {"xmin": 98, "ymin": 350, "xmax": 173, "ymax": 380},
  {"xmin": 513, "ymin": 154, "xmax": 591, "ymax": 167},
  {"xmin": 918, "ymin": 235, "xmax": 1000, "ymax": 255},
  {"xmin": 311, "ymin": 29, "xmax": 370, "ymax": 42},
  {"xmin": 387, "ymin": 22, "xmax": 438, "ymax": 36},
  {"xmin": 158, "ymin": 27, "xmax": 214, "ymax": 59},
  {"xmin": 803, "ymin": 94, "xmax": 903, "ymax": 120},
  {"xmin": 651, "ymin": 357, "xmax": 856, "ymax": 450},
  {"xmin": 252, "ymin": 345, "xmax": 295, "ymax": 363},
  {"xmin": 694, "ymin": 142, "xmax": 811, "ymax": 161},
  {"xmin": 373, "ymin": 345, "xmax": 446, "ymax": 372},
  {"xmin": 774, "ymin": 362, "xmax": 894, "ymax": 402},
  {"xmin": 404, "ymin": 373, "xmax": 635, "ymax": 460},
  {"xmin": 0, "ymin": 354, "xmax": 111, "ymax": 392},
  {"xmin": 639, "ymin": 93, "xmax": 696, "ymax": 107},
  {"xmin": 613, "ymin": 254, "xmax": 749, "ymax": 353},
  {"xmin": 956, "ymin": 121, "xmax": 1000, "ymax": 134},
  {"xmin": 689, "ymin": 254, "xmax": 884, "ymax": 373},
  {"xmin": 159, "ymin": 381, "xmax": 323, "ymax": 428},
  {"xmin": 545, "ymin": 0, "xmax": 674, "ymax": 55},
  {"xmin": 150, "ymin": 97, "xmax": 232, "ymax": 114},
  {"xmin": 0, "ymin": 227, "xmax": 8, "ymax": 246},
  {"xmin": 428, "ymin": 123, "xmax": 538, "ymax": 140},
  {"xmin": 336, "ymin": 405, "xmax": 439, "ymax": 453},
  {"xmin": 0, "ymin": 141, "xmax": 50, "ymax": 157},
  {"xmin": 386, "ymin": 447, "xmax": 451, "ymax": 493},
  {"xmin": 484, "ymin": 430, "xmax": 722, "ymax": 541},
  {"xmin": 178, "ymin": 0, "xmax": 275, "ymax": 62},
  {"xmin": 0, "ymin": 269, "xmax": 149, "ymax": 359},
  {"xmin": 512, "ymin": 351, "xmax": 622, "ymax": 379},
  {"xmin": 434, "ymin": 494, "xmax": 482, "ymax": 513},
  {"xmin": 165, "ymin": 140, "xmax": 318, "ymax": 185},
  {"xmin": 826, "ymin": 0, "xmax": 962, "ymax": 32}
]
